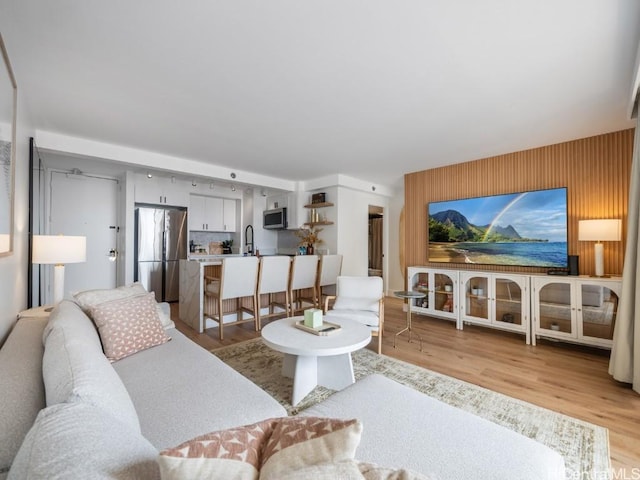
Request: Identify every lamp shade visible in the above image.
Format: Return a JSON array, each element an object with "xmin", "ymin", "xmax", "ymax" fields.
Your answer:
[
  {"xmin": 32, "ymin": 235, "xmax": 87, "ymax": 264},
  {"xmin": 578, "ymin": 219, "xmax": 621, "ymax": 242}
]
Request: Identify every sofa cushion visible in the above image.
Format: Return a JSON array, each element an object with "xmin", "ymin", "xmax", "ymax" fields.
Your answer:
[
  {"xmin": 8, "ymin": 402, "xmax": 159, "ymax": 480},
  {"xmin": 72, "ymin": 283, "xmax": 175, "ymax": 329},
  {"xmin": 332, "ymin": 297, "xmax": 380, "ymax": 313},
  {"xmin": 157, "ymin": 417, "xmax": 362, "ymax": 480},
  {"xmin": 327, "ymin": 310, "xmax": 380, "ymax": 328},
  {"xmin": 42, "ymin": 299, "xmax": 104, "ymax": 347},
  {"xmin": 90, "ymin": 292, "xmax": 171, "ymax": 362},
  {"xmin": 112, "ymin": 328, "xmax": 287, "ymax": 449},
  {"xmin": 42, "ymin": 301, "xmax": 140, "ymax": 432},
  {"xmin": 0, "ymin": 317, "xmax": 47, "ymax": 477},
  {"xmin": 302, "ymin": 374, "xmax": 565, "ymax": 480}
]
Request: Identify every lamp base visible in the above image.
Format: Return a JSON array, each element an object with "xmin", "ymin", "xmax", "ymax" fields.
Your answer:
[{"xmin": 52, "ymin": 264, "xmax": 66, "ymax": 305}]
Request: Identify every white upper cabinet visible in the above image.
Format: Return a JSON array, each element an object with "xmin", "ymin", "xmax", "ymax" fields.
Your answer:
[
  {"xmin": 189, "ymin": 195, "xmax": 236, "ymax": 232},
  {"xmin": 135, "ymin": 175, "xmax": 188, "ymax": 207},
  {"xmin": 222, "ymin": 199, "xmax": 237, "ymax": 232}
]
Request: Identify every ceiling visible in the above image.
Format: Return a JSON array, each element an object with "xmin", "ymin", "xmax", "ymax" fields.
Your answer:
[{"xmin": 1, "ymin": 1, "xmax": 639, "ymax": 190}]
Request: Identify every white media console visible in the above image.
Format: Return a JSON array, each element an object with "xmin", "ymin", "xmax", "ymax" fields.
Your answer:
[{"xmin": 407, "ymin": 266, "xmax": 622, "ymax": 348}]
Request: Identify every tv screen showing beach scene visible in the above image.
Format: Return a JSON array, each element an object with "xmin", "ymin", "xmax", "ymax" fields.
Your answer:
[{"xmin": 428, "ymin": 187, "xmax": 568, "ymax": 268}]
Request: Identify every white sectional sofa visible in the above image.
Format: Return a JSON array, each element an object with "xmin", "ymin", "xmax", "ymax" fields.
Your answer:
[{"xmin": 0, "ymin": 293, "xmax": 566, "ymax": 479}]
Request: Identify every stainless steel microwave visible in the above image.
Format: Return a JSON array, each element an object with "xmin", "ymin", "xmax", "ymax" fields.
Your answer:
[{"xmin": 263, "ymin": 207, "xmax": 287, "ymax": 229}]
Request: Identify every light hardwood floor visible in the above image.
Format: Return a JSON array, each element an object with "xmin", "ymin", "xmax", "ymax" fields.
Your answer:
[{"xmin": 172, "ymin": 296, "xmax": 640, "ymax": 473}]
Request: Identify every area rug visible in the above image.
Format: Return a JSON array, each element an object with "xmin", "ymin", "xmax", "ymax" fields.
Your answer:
[{"xmin": 212, "ymin": 338, "xmax": 610, "ymax": 480}]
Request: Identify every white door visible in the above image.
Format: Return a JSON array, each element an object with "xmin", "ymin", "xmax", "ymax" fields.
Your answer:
[{"xmin": 49, "ymin": 171, "xmax": 119, "ymax": 301}]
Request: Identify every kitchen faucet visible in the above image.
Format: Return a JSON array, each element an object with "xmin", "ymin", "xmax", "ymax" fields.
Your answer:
[{"xmin": 245, "ymin": 224, "xmax": 254, "ymax": 255}]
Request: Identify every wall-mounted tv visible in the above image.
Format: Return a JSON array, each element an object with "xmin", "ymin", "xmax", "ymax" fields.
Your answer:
[{"xmin": 428, "ymin": 187, "xmax": 568, "ymax": 268}]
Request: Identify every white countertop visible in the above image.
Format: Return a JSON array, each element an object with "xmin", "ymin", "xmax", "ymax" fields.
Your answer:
[{"xmin": 188, "ymin": 254, "xmax": 243, "ymax": 260}]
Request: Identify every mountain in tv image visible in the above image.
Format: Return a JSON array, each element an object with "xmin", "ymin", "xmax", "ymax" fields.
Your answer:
[
  {"xmin": 429, "ymin": 209, "xmax": 547, "ymax": 243},
  {"xmin": 428, "ymin": 188, "xmax": 568, "ymax": 267}
]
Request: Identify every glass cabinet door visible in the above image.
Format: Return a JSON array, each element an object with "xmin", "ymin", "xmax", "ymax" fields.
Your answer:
[
  {"xmin": 411, "ymin": 271, "xmax": 429, "ymax": 309},
  {"xmin": 494, "ymin": 277, "xmax": 524, "ymax": 326},
  {"xmin": 433, "ymin": 272, "xmax": 455, "ymax": 314},
  {"xmin": 464, "ymin": 275, "xmax": 489, "ymax": 321},
  {"xmin": 579, "ymin": 283, "xmax": 619, "ymax": 341},
  {"xmin": 537, "ymin": 281, "xmax": 574, "ymax": 335}
]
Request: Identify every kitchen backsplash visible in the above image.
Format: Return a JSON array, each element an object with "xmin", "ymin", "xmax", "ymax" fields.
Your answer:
[{"xmin": 189, "ymin": 231, "xmax": 238, "ymax": 253}]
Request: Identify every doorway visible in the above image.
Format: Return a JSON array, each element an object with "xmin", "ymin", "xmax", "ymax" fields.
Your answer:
[
  {"xmin": 368, "ymin": 205, "xmax": 383, "ymax": 277},
  {"xmin": 47, "ymin": 170, "xmax": 119, "ymax": 301}
]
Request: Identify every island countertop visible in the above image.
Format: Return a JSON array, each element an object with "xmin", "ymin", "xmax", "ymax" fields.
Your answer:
[{"xmin": 179, "ymin": 259, "xmax": 223, "ymax": 331}]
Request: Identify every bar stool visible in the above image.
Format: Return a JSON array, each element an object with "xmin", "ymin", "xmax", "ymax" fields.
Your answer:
[
  {"xmin": 256, "ymin": 255, "xmax": 291, "ymax": 329},
  {"xmin": 317, "ymin": 254, "xmax": 343, "ymax": 309},
  {"xmin": 288, "ymin": 255, "xmax": 319, "ymax": 316},
  {"xmin": 203, "ymin": 256, "xmax": 259, "ymax": 340}
]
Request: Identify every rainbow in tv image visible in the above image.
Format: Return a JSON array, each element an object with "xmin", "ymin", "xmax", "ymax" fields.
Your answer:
[{"xmin": 428, "ymin": 187, "xmax": 568, "ymax": 267}]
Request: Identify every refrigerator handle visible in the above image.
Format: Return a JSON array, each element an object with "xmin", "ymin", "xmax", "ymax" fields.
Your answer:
[{"xmin": 162, "ymin": 229, "xmax": 167, "ymax": 259}]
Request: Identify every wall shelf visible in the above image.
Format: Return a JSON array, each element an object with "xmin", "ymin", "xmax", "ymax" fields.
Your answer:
[
  {"xmin": 303, "ymin": 221, "xmax": 334, "ymax": 227},
  {"xmin": 304, "ymin": 200, "xmax": 334, "ymax": 226},
  {"xmin": 304, "ymin": 202, "xmax": 334, "ymax": 208}
]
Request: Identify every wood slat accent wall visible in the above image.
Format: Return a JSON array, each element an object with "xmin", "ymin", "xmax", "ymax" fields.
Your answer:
[{"xmin": 404, "ymin": 129, "xmax": 633, "ymax": 277}]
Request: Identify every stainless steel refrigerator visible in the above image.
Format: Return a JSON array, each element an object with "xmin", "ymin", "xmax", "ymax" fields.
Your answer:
[{"xmin": 134, "ymin": 206, "xmax": 187, "ymax": 303}]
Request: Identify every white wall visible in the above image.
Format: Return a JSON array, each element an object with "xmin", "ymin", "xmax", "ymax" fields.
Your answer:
[
  {"xmin": 335, "ymin": 186, "xmax": 390, "ymax": 285},
  {"xmin": 387, "ymin": 188, "xmax": 405, "ymax": 293},
  {"xmin": 0, "ymin": 90, "xmax": 34, "ymax": 344}
]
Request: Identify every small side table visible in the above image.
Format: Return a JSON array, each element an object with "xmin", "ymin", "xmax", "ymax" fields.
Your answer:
[
  {"xmin": 17, "ymin": 305, "xmax": 53, "ymax": 320},
  {"xmin": 393, "ymin": 291, "xmax": 426, "ymax": 351}
]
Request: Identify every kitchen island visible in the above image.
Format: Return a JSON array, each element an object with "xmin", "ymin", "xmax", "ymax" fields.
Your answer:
[{"xmin": 179, "ymin": 257, "xmax": 244, "ymax": 333}]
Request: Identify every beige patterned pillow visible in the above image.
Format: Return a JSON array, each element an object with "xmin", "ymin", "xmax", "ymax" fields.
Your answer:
[
  {"xmin": 259, "ymin": 417, "xmax": 362, "ymax": 479},
  {"xmin": 158, "ymin": 418, "xmax": 277, "ymax": 480},
  {"xmin": 90, "ymin": 292, "xmax": 171, "ymax": 362},
  {"xmin": 157, "ymin": 417, "xmax": 362, "ymax": 480}
]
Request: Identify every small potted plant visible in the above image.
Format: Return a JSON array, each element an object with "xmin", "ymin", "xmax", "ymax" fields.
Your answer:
[
  {"xmin": 295, "ymin": 226, "xmax": 324, "ymax": 254},
  {"xmin": 221, "ymin": 239, "xmax": 233, "ymax": 254}
]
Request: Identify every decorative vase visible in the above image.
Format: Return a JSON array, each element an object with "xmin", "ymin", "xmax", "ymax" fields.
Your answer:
[{"xmin": 307, "ymin": 245, "xmax": 314, "ymax": 255}]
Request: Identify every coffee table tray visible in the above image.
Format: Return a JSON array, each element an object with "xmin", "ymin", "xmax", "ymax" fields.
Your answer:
[{"xmin": 294, "ymin": 319, "xmax": 342, "ymax": 336}]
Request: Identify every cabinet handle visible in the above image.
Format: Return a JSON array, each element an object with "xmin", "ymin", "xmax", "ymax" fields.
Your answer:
[{"xmin": 160, "ymin": 195, "xmax": 163, "ymax": 203}]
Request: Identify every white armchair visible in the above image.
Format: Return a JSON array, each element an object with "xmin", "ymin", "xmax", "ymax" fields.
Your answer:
[{"xmin": 324, "ymin": 275, "xmax": 384, "ymax": 354}]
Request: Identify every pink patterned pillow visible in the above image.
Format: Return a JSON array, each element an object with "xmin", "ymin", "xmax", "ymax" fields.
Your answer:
[
  {"xmin": 157, "ymin": 417, "xmax": 362, "ymax": 480},
  {"xmin": 90, "ymin": 293, "xmax": 171, "ymax": 362}
]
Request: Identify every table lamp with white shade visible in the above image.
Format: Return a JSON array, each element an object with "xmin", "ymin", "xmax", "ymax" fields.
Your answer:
[
  {"xmin": 32, "ymin": 235, "xmax": 87, "ymax": 305},
  {"xmin": 578, "ymin": 219, "xmax": 621, "ymax": 277}
]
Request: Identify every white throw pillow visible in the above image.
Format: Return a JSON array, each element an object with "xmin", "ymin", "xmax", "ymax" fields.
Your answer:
[{"xmin": 73, "ymin": 282, "xmax": 175, "ymax": 329}]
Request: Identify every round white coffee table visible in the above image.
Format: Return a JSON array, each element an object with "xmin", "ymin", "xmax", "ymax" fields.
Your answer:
[{"xmin": 261, "ymin": 315, "xmax": 371, "ymax": 406}]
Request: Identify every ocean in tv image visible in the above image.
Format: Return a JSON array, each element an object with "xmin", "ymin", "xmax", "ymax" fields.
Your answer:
[{"xmin": 428, "ymin": 188, "xmax": 568, "ymax": 268}]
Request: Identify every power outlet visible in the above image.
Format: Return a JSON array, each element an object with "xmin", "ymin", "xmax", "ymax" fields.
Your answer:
[{"xmin": 402, "ymin": 303, "xmax": 408, "ymax": 312}]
